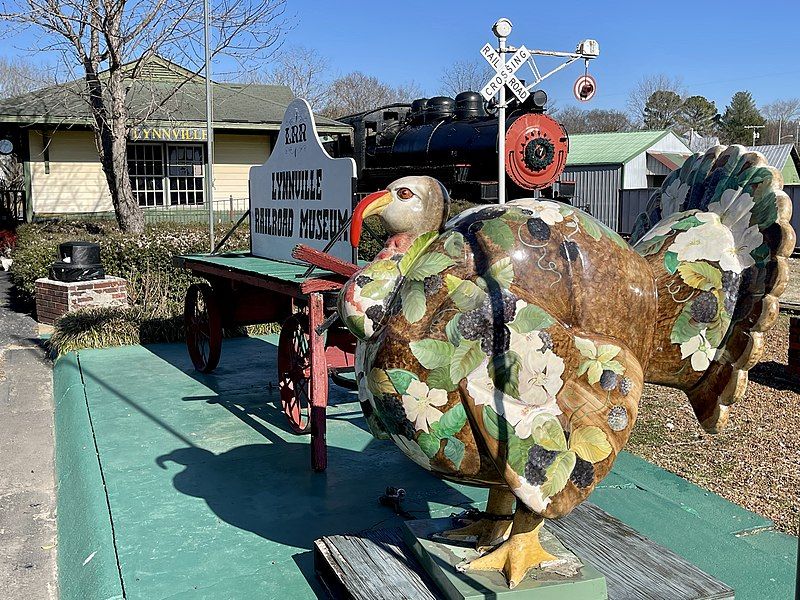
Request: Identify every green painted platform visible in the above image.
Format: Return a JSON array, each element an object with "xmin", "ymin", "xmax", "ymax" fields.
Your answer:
[{"xmin": 53, "ymin": 336, "xmax": 797, "ymax": 600}]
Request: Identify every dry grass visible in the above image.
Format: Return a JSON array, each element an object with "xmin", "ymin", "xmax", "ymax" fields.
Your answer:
[{"xmin": 628, "ymin": 314, "xmax": 799, "ymax": 535}]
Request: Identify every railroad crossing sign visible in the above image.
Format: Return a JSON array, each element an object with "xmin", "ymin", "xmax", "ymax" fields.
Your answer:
[{"xmin": 480, "ymin": 43, "xmax": 531, "ymax": 102}]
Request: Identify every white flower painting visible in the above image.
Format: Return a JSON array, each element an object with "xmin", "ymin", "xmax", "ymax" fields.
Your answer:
[
  {"xmin": 680, "ymin": 328, "xmax": 716, "ymax": 371},
  {"xmin": 401, "ymin": 379, "xmax": 448, "ymax": 433}
]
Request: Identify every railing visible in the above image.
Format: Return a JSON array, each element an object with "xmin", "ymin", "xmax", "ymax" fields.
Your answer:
[
  {"xmin": 0, "ymin": 189, "xmax": 25, "ymax": 224},
  {"xmin": 39, "ymin": 196, "xmax": 249, "ymax": 227}
]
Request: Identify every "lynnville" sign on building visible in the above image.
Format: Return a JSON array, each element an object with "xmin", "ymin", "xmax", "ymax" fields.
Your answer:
[{"xmin": 129, "ymin": 126, "xmax": 208, "ymax": 142}]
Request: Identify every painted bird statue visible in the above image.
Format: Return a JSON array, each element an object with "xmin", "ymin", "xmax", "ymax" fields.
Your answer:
[{"xmin": 337, "ymin": 145, "xmax": 794, "ymax": 588}]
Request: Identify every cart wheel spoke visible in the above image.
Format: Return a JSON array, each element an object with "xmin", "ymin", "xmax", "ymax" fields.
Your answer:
[
  {"xmin": 277, "ymin": 313, "xmax": 312, "ymax": 434},
  {"xmin": 184, "ymin": 283, "xmax": 222, "ymax": 373}
]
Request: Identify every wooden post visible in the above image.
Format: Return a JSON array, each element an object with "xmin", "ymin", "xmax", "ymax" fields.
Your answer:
[
  {"xmin": 309, "ymin": 292, "xmax": 328, "ymax": 472},
  {"xmin": 789, "ymin": 316, "xmax": 800, "ymax": 378}
]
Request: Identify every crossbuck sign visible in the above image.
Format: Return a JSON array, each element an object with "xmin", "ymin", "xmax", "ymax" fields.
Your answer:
[{"xmin": 480, "ymin": 43, "xmax": 530, "ymax": 103}]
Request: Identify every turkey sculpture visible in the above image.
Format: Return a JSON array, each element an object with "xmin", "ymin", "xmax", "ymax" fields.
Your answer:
[{"xmin": 337, "ymin": 145, "xmax": 794, "ymax": 587}]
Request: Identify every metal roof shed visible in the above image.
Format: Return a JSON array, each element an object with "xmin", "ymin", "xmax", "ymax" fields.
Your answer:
[
  {"xmin": 563, "ymin": 130, "xmax": 690, "ymax": 230},
  {"xmin": 745, "ymin": 144, "xmax": 800, "ymax": 184}
]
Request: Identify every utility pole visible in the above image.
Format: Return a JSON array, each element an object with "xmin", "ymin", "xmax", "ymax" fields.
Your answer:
[
  {"xmin": 744, "ymin": 124, "xmax": 765, "ymax": 146},
  {"xmin": 204, "ymin": 0, "xmax": 215, "ymax": 252}
]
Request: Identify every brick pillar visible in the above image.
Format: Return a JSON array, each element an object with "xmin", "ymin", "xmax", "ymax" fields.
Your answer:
[
  {"xmin": 35, "ymin": 276, "xmax": 128, "ymax": 325},
  {"xmin": 789, "ymin": 316, "xmax": 800, "ymax": 378}
]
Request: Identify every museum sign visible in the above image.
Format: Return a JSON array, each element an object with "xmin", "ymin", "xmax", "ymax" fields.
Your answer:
[{"xmin": 249, "ymin": 98, "xmax": 356, "ymax": 263}]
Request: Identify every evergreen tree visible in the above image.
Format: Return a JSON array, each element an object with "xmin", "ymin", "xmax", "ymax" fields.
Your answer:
[
  {"xmin": 721, "ymin": 91, "xmax": 766, "ymax": 145},
  {"xmin": 678, "ymin": 95, "xmax": 719, "ymax": 136},
  {"xmin": 643, "ymin": 90, "xmax": 683, "ymax": 130}
]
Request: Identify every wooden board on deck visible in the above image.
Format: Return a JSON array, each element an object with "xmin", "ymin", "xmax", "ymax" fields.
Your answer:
[{"xmin": 314, "ymin": 502, "xmax": 734, "ymax": 600}]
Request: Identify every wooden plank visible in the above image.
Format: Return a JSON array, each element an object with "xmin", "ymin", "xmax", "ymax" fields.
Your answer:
[
  {"xmin": 309, "ymin": 292, "xmax": 329, "ymax": 472},
  {"xmin": 315, "ymin": 504, "xmax": 734, "ymax": 600},
  {"xmin": 314, "ymin": 528, "xmax": 440, "ymax": 600},
  {"xmin": 546, "ymin": 503, "xmax": 734, "ymax": 600}
]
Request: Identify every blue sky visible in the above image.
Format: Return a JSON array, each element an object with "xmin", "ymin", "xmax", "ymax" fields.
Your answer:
[
  {"xmin": 3, "ymin": 0, "xmax": 799, "ymax": 113},
  {"xmin": 277, "ymin": 0, "xmax": 800, "ymax": 113}
]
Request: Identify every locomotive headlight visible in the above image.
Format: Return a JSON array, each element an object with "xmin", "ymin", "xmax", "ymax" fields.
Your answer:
[{"xmin": 492, "ymin": 18, "xmax": 513, "ymax": 39}]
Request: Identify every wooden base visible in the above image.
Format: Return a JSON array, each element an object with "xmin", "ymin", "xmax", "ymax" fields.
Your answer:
[
  {"xmin": 404, "ymin": 518, "xmax": 606, "ymax": 599},
  {"xmin": 314, "ymin": 503, "xmax": 735, "ymax": 600}
]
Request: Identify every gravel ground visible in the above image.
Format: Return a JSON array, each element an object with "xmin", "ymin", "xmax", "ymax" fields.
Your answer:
[{"xmin": 628, "ymin": 305, "xmax": 798, "ymax": 535}]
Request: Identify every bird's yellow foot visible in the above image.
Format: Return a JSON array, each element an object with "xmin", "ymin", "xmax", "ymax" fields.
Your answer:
[
  {"xmin": 465, "ymin": 512, "xmax": 555, "ymax": 588},
  {"xmin": 434, "ymin": 517, "xmax": 512, "ymax": 552}
]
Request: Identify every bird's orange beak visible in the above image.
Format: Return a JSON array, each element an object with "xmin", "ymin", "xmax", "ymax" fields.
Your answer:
[{"xmin": 351, "ymin": 189, "xmax": 391, "ymax": 247}]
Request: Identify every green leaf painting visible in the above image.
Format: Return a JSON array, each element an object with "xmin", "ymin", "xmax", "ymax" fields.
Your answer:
[
  {"xmin": 508, "ymin": 303, "xmax": 555, "ymax": 334},
  {"xmin": 678, "ymin": 261, "xmax": 722, "ymax": 291},
  {"xmin": 483, "ymin": 405, "xmax": 512, "ymax": 442},
  {"xmin": 417, "ymin": 432, "xmax": 441, "ymax": 458},
  {"xmin": 507, "ymin": 434, "xmax": 538, "ymax": 475},
  {"xmin": 635, "ymin": 234, "xmax": 668, "ymax": 257},
  {"xmin": 541, "ymin": 450, "xmax": 576, "ymax": 498},
  {"xmin": 406, "ymin": 252, "xmax": 454, "ymax": 281},
  {"xmin": 576, "ymin": 212, "xmax": 602, "ymax": 241},
  {"xmin": 443, "ymin": 231, "xmax": 465, "ymax": 258},
  {"xmin": 447, "ymin": 277, "xmax": 487, "ymax": 312},
  {"xmin": 410, "ymin": 339, "xmax": 455, "ymax": 370},
  {"xmin": 488, "ymin": 351, "xmax": 521, "ymax": 399},
  {"xmin": 444, "ymin": 437, "xmax": 465, "ymax": 469},
  {"xmin": 530, "ymin": 414, "xmax": 568, "ymax": 452},
  {"xmin": 398, "ymin": 231, "xmax": 438, "ymax": 275},
  {"xmin": 569, "ymin": 426, "xmax": 612, "ymax": 463},
  {"xmin": 433, "ymin": 404, "xmax": 467, "ymax": 438},
  {"xmin": 386, "ymin": 369, "xmax": 417, "ymax": 395},
  {"xmin": 347, "ymin": 315, "xmax": 365, "ymax": 338},
  {"xmin": 450, "ymin": 338, "xmax": 485, "ymax": 383},
  {"xmin": 482, "ymin": 257, "xmax": 514, "ymax": 289},
  {"xmin": 360, "ymin": 278, "xmax": 395, "ymax": 301},
  {"xmin": 481, "ymin": 218, "xmax": 514, "ymax": 251},
  {"xmin": 401, "ymin": 280, "xmax": 426, "ymax": 323},
  {"xmin": 664, "ymin": 251, "xmax": 679, "ymax": 274},
  {"xmin": 445, "ymin": 314, "xmax": 462, "ymax": 345},
  {"xmin": 427, "ymin": 366, "xmax": 456, "ymax": 392},
  {"xmin": 670, "ymin": 302, "xmax": 701, "ymax": 344},
  {"xmin": 671, "ymin": 215, "xmax": 703, "ymax": 230}
]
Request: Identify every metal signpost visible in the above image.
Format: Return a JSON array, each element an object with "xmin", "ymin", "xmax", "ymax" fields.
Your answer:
[{"xmin": 480, "ymin": 18, "xmax": 600, "ymax": 203}]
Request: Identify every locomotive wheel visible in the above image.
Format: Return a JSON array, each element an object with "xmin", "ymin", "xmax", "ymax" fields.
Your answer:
[
  {"xmin": 278, "ymin": 313, "xmax": 312, "ymax": 434},
  {"xmin": 184, "ymin": 283, "xmax": 222, "ymax": 373}
]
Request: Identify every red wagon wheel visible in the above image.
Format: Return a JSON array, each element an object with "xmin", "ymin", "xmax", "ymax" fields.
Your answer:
[
  {"xmin": 184, "ymin": 283, "xmax": 222, "ymax": 373},
  {"xmin": 278, "ymin": 313, "xmax": 312, "ymax": 434}
]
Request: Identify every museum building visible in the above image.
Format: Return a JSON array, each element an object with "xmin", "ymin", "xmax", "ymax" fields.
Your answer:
[{"xmin": 0, "ymin": 57, "xmax": 350, "ymax": 220}]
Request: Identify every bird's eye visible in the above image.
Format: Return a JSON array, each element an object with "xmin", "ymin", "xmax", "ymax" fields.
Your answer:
[{"xmin": 396, "ymin": 187, "xmax": 414, "ymax": 200}]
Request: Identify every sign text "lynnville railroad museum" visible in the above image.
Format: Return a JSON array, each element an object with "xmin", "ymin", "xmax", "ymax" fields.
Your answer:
[{"xmin": 129, "ymin": 126, "xmax": 208, "ymax": 142}]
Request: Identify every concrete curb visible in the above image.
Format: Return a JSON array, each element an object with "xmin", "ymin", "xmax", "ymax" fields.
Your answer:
[{"xmin": 53, "ymin": 353, "xmax": 124, "ymax": 600}]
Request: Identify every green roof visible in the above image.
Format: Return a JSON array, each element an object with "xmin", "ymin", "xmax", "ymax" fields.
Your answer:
[
  {"xmin": 566, "ymin": 130, "xmax": 673, "ymax": 166},
  {"xmin": 0, "ymin": 57, "xmax": 350, "ymax": 133}
]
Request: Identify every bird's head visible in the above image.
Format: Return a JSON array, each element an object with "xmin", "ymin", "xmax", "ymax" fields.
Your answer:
[{"xmin": 350, "ymin": 176, "xmax": 450, "ymax": 248}]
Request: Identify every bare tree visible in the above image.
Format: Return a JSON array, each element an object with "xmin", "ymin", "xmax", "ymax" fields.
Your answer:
[
  {"xmin": 0, "ymin": 56, "xmax": 52, "ymax": 98},
  {"xmin": 627, "ymin": 74, "xmax": 684, "ymax": 126},
  {"xmin": 0, "ymin": 0, "xmax": 288, "ymax": 233},
  {"xmin": 762, "ymin": 98, "xmax": 800, "ymax": 144},
  {"xmin": 321, "ymin": 71, "xmax": 421, "ymax": 119},
  {"xmin": 440, "ymin": 59, "xmax": 492, "ymax": 96},
  {"xmin": 555, "ymin": 106, "xmax": 631, "ymax": 134},
  {"xmin": 252, "ymin": 45, "xmax": 330, "ymax": 109}
]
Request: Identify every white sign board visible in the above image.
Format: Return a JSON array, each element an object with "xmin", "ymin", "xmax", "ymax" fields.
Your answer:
[
  {"xmin": 480, "ymin": 43, "xmax": 530, "ymax": 103},
  {"xmin": 250, "ymin": 98, "xmax": 357, "ymax": 263}
]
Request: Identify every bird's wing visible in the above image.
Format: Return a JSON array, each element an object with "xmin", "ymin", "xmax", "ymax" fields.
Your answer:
[{"xmin": 458, "ymin": 329, "xmax": 643, "ymax": 519}]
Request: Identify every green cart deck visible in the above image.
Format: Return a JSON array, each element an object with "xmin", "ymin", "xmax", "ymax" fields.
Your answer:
[{"xmin": 53, "ymin": 336, "xmax": 797, "ymax": 599}]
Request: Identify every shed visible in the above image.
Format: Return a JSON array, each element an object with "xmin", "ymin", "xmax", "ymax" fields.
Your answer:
[
  {"xmin": 0, "ymin": 56, "xmax": 350, "ymax": 221},
  {"xmin": 745, "ymin": 144, "xmax": 800, "ymax": 184},
  {"xmin": 563, "ymin": 130, "xmax": 691, "ymax": 230}
]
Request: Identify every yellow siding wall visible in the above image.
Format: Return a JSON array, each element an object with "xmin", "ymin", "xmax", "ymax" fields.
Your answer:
[
  {"xmin": 29, "ymin": 130, "xmax": 114, "ymax": 214},
  {"xmin": 212, "ymin": 133, "xmax": 270, "ymax": 202},
  {"xmin": 29, "ymin": 130, "xmax": 271, "ymax": 214}
]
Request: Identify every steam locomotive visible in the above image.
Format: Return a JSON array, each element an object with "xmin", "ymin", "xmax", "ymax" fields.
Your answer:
[{"xmin": 331, "ymin": 89, "xmax": 573, "ymax": 202}]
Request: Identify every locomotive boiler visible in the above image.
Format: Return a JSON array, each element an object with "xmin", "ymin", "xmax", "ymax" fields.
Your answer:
[{"xmin": 333, "ymin": 89, "xmax": 572, "ymax": 202}]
